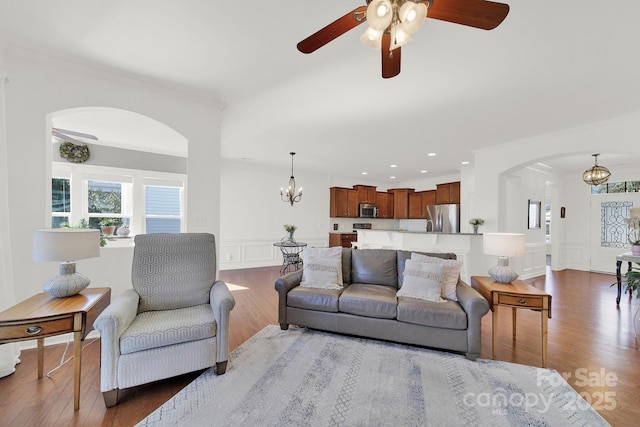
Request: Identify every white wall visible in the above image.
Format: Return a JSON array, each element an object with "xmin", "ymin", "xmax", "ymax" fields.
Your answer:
[
  {"xmin": 4, "ymin": 47, "xmax": 222, "ymax": 302},
  {"xmin": 473, "ymin": 112, "xmax": 640, "ymax": 275}
]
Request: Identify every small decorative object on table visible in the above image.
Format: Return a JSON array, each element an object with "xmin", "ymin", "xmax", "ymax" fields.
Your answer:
[
  {"xmin": 625, "ymin": 209, "xmax": 640, "ymax": 255},
  {"xmin": 283, "ymin": 224, "xmax": 297, "ymax": 242},
  {"xmin": 116, "ymin": 224, "xmax": 131, "ymax": 236},
  {"xmin": 469, "ymin": 218, "xmax": 484, "ymax": 234}
]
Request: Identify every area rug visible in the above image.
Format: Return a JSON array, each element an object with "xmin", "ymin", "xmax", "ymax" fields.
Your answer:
[{"xmin": 137, "ymin": 325, "xmax": 610, "ymax": 426}]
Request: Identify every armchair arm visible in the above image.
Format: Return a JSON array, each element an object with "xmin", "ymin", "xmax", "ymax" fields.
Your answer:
[
  {"xmin": 456, "ymin": 280, "xmax": 490, "ymax": 357},
  {"xmin": 210, "ymin": 281, "xmax": 235, "ymax": 364},
  {"xmin": 274, "ymin": 269, "xmax": 303, "ymax": 325},
  {"xmin": 93, "ymin": 289, "xmax": 139, "ymax": 392}
]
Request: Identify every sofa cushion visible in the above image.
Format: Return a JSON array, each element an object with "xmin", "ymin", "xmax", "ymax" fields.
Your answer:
[
  {"xmin": 300, "ymin": 257, "xmax": 342, "ymax": 290},
  {"xmin": 351, "ymin": 249, "xmax": 398, "ymax": 288},
  {"xmin": 339, "ymin": 283, "xmax": 397, "ymax": 319},
  {"xmin": 397, "ymin": 251, "xmax": 457, "ymax": 288},
  {"xmin": 341, "ymin": 248, "xmax": 352, "ymax": 285},
  {"xmin": 411, "ymin": 253, "xmax": 463, "ymax": 301},
  {"xmin": 287, "ymin": 286, "xmax": 342, "ymax": 313},
  {"xmin": 397, "ymin": 259, "xmax": 445, "ymax": 303},
  {"xmin": 120, "ymin": 303, "xmax": 215, "ymax": 354},
  {"xmin": 397, "ymin": 297, "xmax": 467, "ymax": 330},
  {"xmin": 301, "ymin": 247, "xmax": 343, "ymax": 288}
]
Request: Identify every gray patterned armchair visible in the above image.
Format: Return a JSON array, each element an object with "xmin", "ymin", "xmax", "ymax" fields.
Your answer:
[{"xmin": 94, "ymin": 233, "xmax": 235, "ymax": 407}]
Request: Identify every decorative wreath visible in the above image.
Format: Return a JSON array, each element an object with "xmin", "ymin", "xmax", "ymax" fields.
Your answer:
[{"xmin": 59, "ymin": 141, "xmax": 90, "ymax": 163}]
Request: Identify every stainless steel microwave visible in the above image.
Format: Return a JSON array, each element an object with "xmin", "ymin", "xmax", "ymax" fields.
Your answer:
[{"xmin": 359, "ymin": 203, "xmax": 378, "ymax": 218}]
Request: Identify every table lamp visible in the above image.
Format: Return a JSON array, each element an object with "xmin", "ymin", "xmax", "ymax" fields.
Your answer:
[
  {"xmin": 483, "ymin": 232, "xmax": 526, "ymax": 283},
  {"xmin": 32, "ymin": 228, "xmax": 100, "ymax": 297}
]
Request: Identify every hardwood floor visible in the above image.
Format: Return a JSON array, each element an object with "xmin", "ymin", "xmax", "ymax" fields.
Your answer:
[{"xmin": 0, "ymin": 266, "xmax": 638, "ymax": 426}]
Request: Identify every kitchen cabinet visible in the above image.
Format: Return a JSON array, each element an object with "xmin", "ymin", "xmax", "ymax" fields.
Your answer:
[
  {"xmin": 329, "ymin": 233, "xmax": 357, "ymax": 248},
  {"xmin": 376, "ymin": 192, "xmax": 394, "ymax": 218},
  {"xmin": 354, "ymin": 185, "xmax": 377, "ymax": 205},
  {"xmin": 408, "ymin": 191, "xmax": 436, "ymax": 219},
  {"xmin": 330, "ymin": 187, "xmax": 358, "ymax": 218},
  {"xmin": 436, "ymin": 182, "xmax": 460, "ymax": 204},
  {"xmin": 388, "ymin": 188, "xmax": 414, "ymax": 219}
]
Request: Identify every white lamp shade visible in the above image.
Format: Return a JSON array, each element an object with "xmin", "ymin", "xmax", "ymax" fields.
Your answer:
[
  {"xmin": 366, "ymin": 0, "xmax": 393, "ymax": 31},
  {"xmin": 360, "ymin": 27, "xmax": 383, "ymax": 49},
  {"xmin": 399, "ymin": 2, "xmax": 427, "ymax": 34},
  {"xmin": 483, "ymin": 233, "xmax": 525, "ymax": 257},
  {"xmin": 33, "ymin": 228, "xmax": 100, "ymax": 262}
]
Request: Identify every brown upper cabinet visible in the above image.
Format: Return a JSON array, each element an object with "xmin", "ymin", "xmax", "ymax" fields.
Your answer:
[
  {"xmin": 353, "ymin": 185, "xmax": 377, "ymax": 205},
  {"xmin": 388, "ymin": 188, "xmax": 414, "ymax": 219},
  {"xmin": 408, "ymin": 190, "xmax": 436, "ymax": 218},
  {"xmin": 376, "ymin": 192, "xmax": 394, "ymax": 218},
  {"xmin": 330, "ymin": 187, "xmax": 359, "ymax": 218},
  {"xmin": 435, "ymin": 181, "xmax": 461, "ymax": 204}
]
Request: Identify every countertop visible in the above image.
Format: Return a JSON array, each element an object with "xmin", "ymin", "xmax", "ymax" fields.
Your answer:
[{"xmin": 357, "ymin": 229, "xmax": 481, "ymax": 236}]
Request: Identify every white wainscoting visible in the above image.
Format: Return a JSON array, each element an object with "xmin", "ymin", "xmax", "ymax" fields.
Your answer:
[
  {"xmin": 219, "ymin": 237, "xmax": 328, "ymax": 270},
  {"xmin": 520, "ymin": 242, "xmax": 547, "ymax": 280}
]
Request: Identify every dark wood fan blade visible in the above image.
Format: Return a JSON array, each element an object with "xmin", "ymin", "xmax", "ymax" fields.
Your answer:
[
  {"xmin": 381, "ymin": 33, "xmax": 401, "ymax": 79},
  {"xmin": 297, "ymin": 6, "xmax": 367, "ymax": 54},
  {"xmin": 428, "ymin": 0, "xmax": 509, "ymax": 30}
]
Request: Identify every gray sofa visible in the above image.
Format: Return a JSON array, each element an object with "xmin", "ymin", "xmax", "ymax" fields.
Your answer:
[{"xmin": 275, "ymin": 248, "xmax": 490, "ymax": 360}]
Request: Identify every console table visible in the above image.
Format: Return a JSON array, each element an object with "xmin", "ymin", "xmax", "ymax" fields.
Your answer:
[
  {"xmin": 0, "ymin": 287, "xmax": 111, "ymax": 410},
  {"xmin": 471, "ymin": 276, "xmax": 552, "ymax": 368},
  {"xmin": 616, "ymin": 253, "xmax": 640, "ymax": 305}
]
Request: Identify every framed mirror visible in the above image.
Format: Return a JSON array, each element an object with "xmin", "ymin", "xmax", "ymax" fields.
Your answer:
[{"xmin": 528, "ymin": 199, "xmax": 542, "ymax": 229}]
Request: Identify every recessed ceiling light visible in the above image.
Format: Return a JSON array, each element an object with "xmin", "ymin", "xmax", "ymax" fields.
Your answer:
[
  {"xmin": 427, "ymin": 152, "xmax": 436, "ymax": 157},
  {"xmin": 390, "ymin": 164, "xmax": 397, "ymax": 168},
  {"xmin": 361, "ymin": 171, "xmax": 368, "ymax": 175},
  {"xmin": 390, "ymin": 176, "xmax": 396, "ymax": 179},
  {"xmin": 420, "ymin": 170, "xmax": 427, "ymax": 173},
  {"xmin": 461, "ymin": 161, "xmax": 470, "ymax": 165}
]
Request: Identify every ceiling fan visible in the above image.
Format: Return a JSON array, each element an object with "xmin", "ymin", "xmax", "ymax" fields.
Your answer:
[
  {"xmin": 52, "ymin": 127, "xmax": 98, "ymax": 146},
  {"xmin": 297, "ymin": 0, "xmax": 509, "ymax": 78}
]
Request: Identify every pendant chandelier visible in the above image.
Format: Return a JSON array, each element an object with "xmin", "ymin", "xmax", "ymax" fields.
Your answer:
[
  {"xmin": 582, "ymin": 154, "xmax": 611, "ymax": 186},
  {"xmin": 281, "ymin": 152, "xmax": 302, "ymax": 206}
]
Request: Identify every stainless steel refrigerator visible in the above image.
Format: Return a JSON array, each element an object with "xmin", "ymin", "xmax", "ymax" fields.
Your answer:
[{"xmin": 425, "ymin": 204, "xmax": 460, "ymax": 233}]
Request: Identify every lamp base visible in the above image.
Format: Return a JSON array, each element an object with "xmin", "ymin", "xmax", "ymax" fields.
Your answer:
[
  {"xmin": 488, "ymin": 257, "xmax": 519, "ymax": 284},
  {"xmin": 43, "ymin": 262, "xmax": 91, "ymax": 297}
]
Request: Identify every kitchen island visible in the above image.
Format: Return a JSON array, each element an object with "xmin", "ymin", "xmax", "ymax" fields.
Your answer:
[{"xmin": 355, "ymin": 229, "xmax": 487, "ymax": 283}]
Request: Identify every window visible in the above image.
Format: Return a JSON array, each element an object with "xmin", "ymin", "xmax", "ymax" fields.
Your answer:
[
  {"xmin": 592, "ymin": 180, "xmax": 640, "ymax": 194},
  {"xmin": 545, "ymin": 203, "xmax": 551, "ymax": 243},
  {"xmin": 145, "ymin": 185, "xmax": 182, "ymax": 233},
  {"xmin": 87, "ymin": 180, "xmax": 131, "ymax": 229},
  {"xmin": 600, "ymin": 201, "xmax": 632, "ymax": 248},
  {"xmin": 51, "ymin": 177, "xmax": 70, "ymax": 228},
  {"xmin": 52, "ymin": 164, "xmax": 185, "ymax": 239}
]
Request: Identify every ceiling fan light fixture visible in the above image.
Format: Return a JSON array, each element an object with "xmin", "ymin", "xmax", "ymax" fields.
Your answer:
[
  {"xmin": 360, "ymin": 27, "xmax": 383, "ymax": 49},
  {"xmin": 367, "ymin": 0, "xmax": 393, "ymax": 31},
  {"xmin": 399, "ymin": 1, "xmax": 427, "ymax": 34},
  {"xmin": 390, "ymin": 24, "xmax": 412, "ymax": 51}
]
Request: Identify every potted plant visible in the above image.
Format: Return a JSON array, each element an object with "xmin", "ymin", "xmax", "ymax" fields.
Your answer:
[
  {"xmin": 624, "ymin": 214, "xmax": 640, "ymax": 255},
  {"xmin": 283, "ymin": 224, "xmax": 297, "ymax": 242},
  {"xmin": 99, "ymin": 218, "xmax": 121, "ymax": 237},
  {"xmin": 469, "ymin": 218, "xmax": 484, "ymax": 234}
]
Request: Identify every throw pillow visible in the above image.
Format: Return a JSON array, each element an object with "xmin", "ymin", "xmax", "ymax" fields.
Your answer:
[
  {"xmin": 302, "ymin": 247, "xmax": 343, "ymax": 286},
  {"xmin": 397, "ymin": 259, "xmax": 445, "ymax": 303},
  {"xmin": 299, "ymin": 257, "xmax": 342, "ymax": 290},
  {"xmin": 411, "ymin": 253, "xmax": 462, "ymax": 301}
]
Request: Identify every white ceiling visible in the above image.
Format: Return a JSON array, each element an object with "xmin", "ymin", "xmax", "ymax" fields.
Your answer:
[{"xmin": 2, "ymin": 0, "xmax": 640, "ymax": 183}]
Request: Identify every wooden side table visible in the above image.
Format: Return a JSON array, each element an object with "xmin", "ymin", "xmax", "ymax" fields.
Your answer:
[
  {"xmin": 471, "ymin": 276, "xmax": 551, "ymax": 367},
  {"xmin": 0, "ymin": 287, "xmax": 111, "ymax": 410}
]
